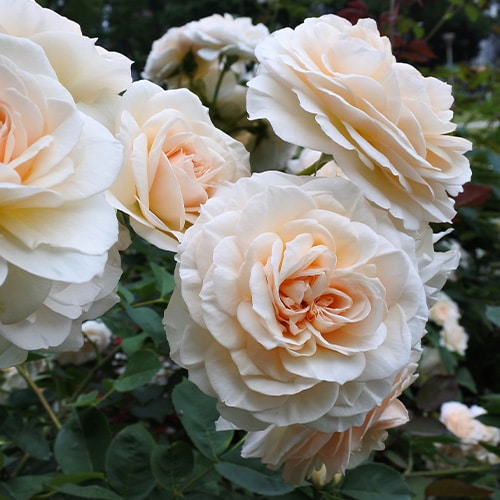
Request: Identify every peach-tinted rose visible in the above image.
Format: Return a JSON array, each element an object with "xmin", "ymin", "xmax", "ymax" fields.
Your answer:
[
  {"xmin": 107, "ymin": 80, "xmax": 250, "ymax": 251},
  {"xmin": 241, "ymin": 354, "xmax": 419, "ymax": 484},
  {"xmin": 439, "ymin": 317, "xmax": 469, "ymax": 355},
  {"xmin": 429, "ymin": 292, "xmax": 461, "ymax": 325},
  {"xmin": 247, "ymin": 14, "xmax": 471, "ymax": 230},
  {"xmin": 164, "ymin": 171, "xmax": 428, "ymax": 432},
  {"xmin": 0, "ymin": 34, "xmax": 123, "ymax": 366}
]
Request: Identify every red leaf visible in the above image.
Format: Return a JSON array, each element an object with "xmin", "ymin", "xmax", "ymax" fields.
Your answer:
[
  {"xmin": 454, "ymin": 184, "xmax": 492, "ymax": 208},
  {"xmin": 425, "ymin": 478, "xmax": 493, "ymax": 497},
  {"xmin": 337, "ymin": 0, "xmax": 369, "ymax": 24}
]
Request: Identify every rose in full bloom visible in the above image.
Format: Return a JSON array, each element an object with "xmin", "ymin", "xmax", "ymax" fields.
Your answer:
[
  {"xmin": 247, "ymin": 14, "xmax": 472, "ymax": 230},
  {"xmin": 0, "ymin": 0, "xmax": 132, "ymax": 105},
  {"xmin": 142, "ymin": 13, "xmax": 268, "ymax": 86},
  {"xmin": 241, "ymin": 354, "xmax": 419, "ymax": 484},
  {"xmin": 56, "ymin": 320, "xmax": 113, "ymax": 366},
  {"xmin": 439, "ymin": 317, "xmax": 469, "ymax": 355},
  {"xmin": 0, "ymin": 34, "xmax": 123, "ymax": 366},
  {"xmin": 164, "ymin": 171, "xmax": 428, "ymax": 432},
  {"xmin": 107, "ymin": 80, "xmax": 250, "ymax": 251}
]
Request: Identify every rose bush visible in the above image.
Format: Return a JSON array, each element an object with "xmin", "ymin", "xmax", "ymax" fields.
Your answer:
[
  {"xmin": 246, "ymin": 14, "xmax": 472, "ymax": 230},
  {"xmin": 106, "ymin": 80, "xmax": 251, "ymax": 251},
  {"xmin": 0, "ymin": 33, "xmax": 122, "ymax": 366},
  {"xmin": 164, "ymin": 171, "xmax": 429, "ymax": 432}
]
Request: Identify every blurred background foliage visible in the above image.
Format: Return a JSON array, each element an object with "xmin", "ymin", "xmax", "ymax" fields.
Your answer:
[{"xmin": 35, "ymin": 0, "xmax": 498, "ymax": 73}]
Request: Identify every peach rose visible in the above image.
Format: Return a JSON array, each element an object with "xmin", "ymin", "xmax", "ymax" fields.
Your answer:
[
  {"xmin": 0, "ymin": 0, "xmax": 132, "ymax": 105},
  {"xmin": 164, "ymin": 171, "xmax": 428, "ymax": 432},
  {"xmin": 246, "ymin": 15, "xmax": 471, "ymax": 230},
  {"xmin": 0, "ymin": 34, "xmax": 123, "ymax": 366},
  {"xmin": 241, "ymin": 355, "xmax": 419, "ymax": 484},
  {"xmin": 107, "ymin": 80, "xmax": 250, "ymax": 251}
]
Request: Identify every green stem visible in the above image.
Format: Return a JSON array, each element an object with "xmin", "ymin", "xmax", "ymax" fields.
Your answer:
[
  {"xmin": 296, "ymin": 153, "xmax": 335, "ymax": 176},
  {"xmin": 16, "ymin": 364, "xmax": 61, "ymax": 430},
  {"xmin": 70, "ymin": 343, "xmax": 122, "ymax": 402},
  {"xmin": 404, "ymin": 465, "xmax": 496, "ymax": 478}
]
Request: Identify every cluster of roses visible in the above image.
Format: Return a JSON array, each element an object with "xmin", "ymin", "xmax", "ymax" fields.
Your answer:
[{"xmin": 1, "ymin": 0, "xmax": 472, "ymax": 485}]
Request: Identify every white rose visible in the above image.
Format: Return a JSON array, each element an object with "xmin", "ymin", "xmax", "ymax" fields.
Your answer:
[
  {"xmin": 164, "ymin": 171, "xmax": 428, "ymax": 432},
  {"xmin": 107, "ymin": 80, "xmax": 250, "ymax": 251},
  {"xmin": 142, "ymin": 13, "xmax": 268, "ymax": 85},
  {"xmin": 241, "ymin": 355, "xmax": 419, "ymax": 484},
  {"xmin": 56, "ymin": 320, "xmax": 113, "ymax": 366},
  {"xmin": 0, "ymin": 0, "xmax": 132, "ymax": 105},
  {"xmin": 247, "ymin": 14, "xmax": 471, "ymax": 230},
  {"xmin": 0, "ymin": 34, "xmax": 122, "ymax": 366}
]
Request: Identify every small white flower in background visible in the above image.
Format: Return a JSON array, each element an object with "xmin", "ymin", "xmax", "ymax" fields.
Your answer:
[
  {"xmin": 439, "ymin": 401, "xmax": 500, "ymax": 464},
  {"xmin": 428, "ymin": 293, "xmax": 468, "ymax": 355},
  {"xmin": 439, "ymin": 317, "xmax": 469, "ymax": 355},
  {"xmin": 56, "ymin": 320, "xmax": 113, "ymax": 366},
  {"xmin": 429, "ymin": 292, "xmax": 461, "ymax": 325}
]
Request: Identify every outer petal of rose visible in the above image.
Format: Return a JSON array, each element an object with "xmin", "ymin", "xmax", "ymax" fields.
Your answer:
[
  {"xmin": 0, "ymin": 304, "xmax": 73, "ymax": 350},
  {"xmin": 0, "ymin": 0, "xmax": 81, "ymax": 37},
  {"xmin": 0, "ymin": 264, "xmax": 52, "ymax": 324},
  {"xmin": 0, "ymin": 194, "xmax": 117, "ymax": 256},
  {"xmin": 0, "ymin": 336, "xmax": 29, "ymax": 368},
  {"xmin": 31, "ymin": 32, "xmax": 132, "ymax": 103},
  {"xmin": 49, "ymin": 113, "xmax": 123, "ymax": 200}
]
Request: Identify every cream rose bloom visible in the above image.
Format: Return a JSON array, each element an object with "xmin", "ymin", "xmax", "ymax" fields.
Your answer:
[
  {"xmin": 142, "ymin": 13, "xmax": 268, "ymax": 86},
  {"xmin": 0, "ymin": 0, "xmax": 132, "ymax": 105},
  {"xmin": 241, "ymin": 354, "xmax": 419, "ymax": 484},
  {"xmin": 439, "ymin": 317, "xmax": 469, "ymax": 355},
  {"xmin": 429, "ymin": 292, "xmax": 461, "ymax": 325},
  {"xmin": 164, "ymin": 171, "xmax": 428, "ymax": 432},
  {"xmin": 0, "ymin": 34, "xmax": 122, "ymax": 366},
  {"xmin": 246, "ymin": 15, "xmax": 472, "ymax": 230},
  {"xmin": 107, "ymin": 80, "xmax": 250, "ymax": 251}
]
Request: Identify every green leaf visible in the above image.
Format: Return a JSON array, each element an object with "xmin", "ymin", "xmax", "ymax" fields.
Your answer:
[
  {"xmin": 340, "ymin": 463, "xmax": 412, "ymax": 500},
  {"xmin": 120, "ymin": 332, "xmax": 148, "ymax": 356},
  {"xmin": 2, "ymin": 475, "xmax": 52, "ymax": 500},
  {"xmin": 123, "ymin": 303, "xmax": 166, "ymax": 346},
  {"xmin": 48, "ymin": 472, "xmax": 105, "ymax": 486},
  {"xmin": 150, "ymin": 442, "xmax": 195, "ymax": 491},
  {"xmin": 1, "ymin": 416, "xmax": 50, "ymax": 460},
  {"xmin": 214, "ymin": 462, "xmax": 295, "ymax": 496},
  {"xmin": 172, "ymin": 378, "xmax": 233, "ymax": 460},
  {"xmin": 52, "ymin": 483, "xmax": 123, "ymax": 499},
  {"xmin": 150, "ymin": 262, "xmax": 175, "ymax": 298},
  {"xmin": 114, "ymin": 349, "xmax": 162, "ymax": 392},
  {"xmin": 401, "ymin": 416, "xmax": 448, "ymax": 436},
  {"xmin": 105, "ymin": 423, "xmax": 156, "ymax": 500},
  {"xmin": 486, "ymin": 306, "xmax": 500, "ymax": 327},
  {"xmin": 54, "ymin": 407, "xmax": 112, "ymax": 473},
  {"xmin": 68, "ymin": 390, "xmax": 100, "ymax": 408}
]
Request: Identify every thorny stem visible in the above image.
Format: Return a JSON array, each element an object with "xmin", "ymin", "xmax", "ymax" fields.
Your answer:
[{"xmin": 16, "ymin": 364, "xmax": 61, "ymax": 430}]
